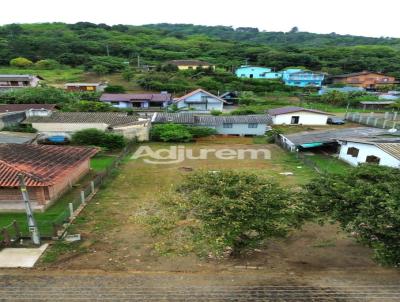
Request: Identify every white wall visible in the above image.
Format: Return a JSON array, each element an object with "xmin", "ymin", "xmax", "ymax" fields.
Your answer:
[
  {"xmin": 32, "ymin": 122, "xmax": 109, "ymax": 133},
  {"xmin": 177, "ymin": 91, "xmax": 224, "ymax": 111},
  {"xmin": 272, "ymin": 111, "xmax": 328, "ymax": 125},
  {"xmin": 339, "ymin": 141, "xmax": 400, "ymax": 168},
  {"xmin": 215, "ymin": 123, "xmax": 267, "ymax": 135}
]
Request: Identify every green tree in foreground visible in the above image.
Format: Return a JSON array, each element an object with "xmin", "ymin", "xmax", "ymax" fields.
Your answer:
[
  {"xmin": 9, "ymin": 57, "xmax": 33, "ymax": 68},
  {"xmin": 305, "ymin": 165, "xmax": 400, "ymax": 266},
  {"xmin": 149, "ymin": 170, "xmax": 308, "ymax": 257}
]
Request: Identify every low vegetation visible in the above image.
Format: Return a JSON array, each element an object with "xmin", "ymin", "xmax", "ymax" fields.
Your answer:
[
  {"xmin": 145, "ymin": 170, "xmax": 309, "ymax": 257},
  {"xmin": 71, "ymin": 128, "xmax": 126, "ymax": 150},
  {"xmin": 150, "ymin": 124, "xmax": 217, "ymax": 142}
]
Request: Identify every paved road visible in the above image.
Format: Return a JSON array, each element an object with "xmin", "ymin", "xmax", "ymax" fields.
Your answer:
[{"xmin": 0, "ymin": 271, "xmax": 399, "ymax": 301}]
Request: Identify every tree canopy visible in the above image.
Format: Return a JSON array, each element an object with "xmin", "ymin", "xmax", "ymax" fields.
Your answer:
[
  {"xmin": 305, "ymin": 165, "xmax": 400, "ymax": 266},
  {"xmin": 1, "ymin": 22, "xmax": 400, "ymax": 78}
]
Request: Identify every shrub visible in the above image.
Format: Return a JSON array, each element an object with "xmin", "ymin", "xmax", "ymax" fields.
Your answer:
[
  {"xmin": 35, "ymin": 59, "xmax": 59, "ymax": 70},
  {"xmin": 230, "ymin": 108, "xmax": 258, "ymax": 115},
  {"xmin": 104, "ymin": 85, "xmax": 126, "ymax": 93},
  {"xmin": 148, "ymin": 170, "xmax": 308, "ymax": 257},
  {"xmin": 151, "ymin": 124, "xmax": 193, "ymax": 142},
  {"xmin": 187, "ymin": 126, "xmax": 217, "ymax": 138},
  {"xmin": 210, "ymin": 109, "xmax": 222, "ymax": 116},
  {"xmin": 0, "ymin": 87, "xmax": 76, "ymax": 104},
  {"xmin": 2, "ymin": 124, "xmax": 37, "ymax": 133},
  {"xmin": 9, "ymin": 57, "xmax": 33, "ymax": 68},
  {"xmin": 62, "ymin": 100, "xmax": 115, "ymax": 112},
  {"xmin": 71, "ymin": 128, "xmax": 126, "ymax": 150}
]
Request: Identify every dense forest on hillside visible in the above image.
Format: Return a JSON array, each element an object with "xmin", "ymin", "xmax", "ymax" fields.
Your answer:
[
  {"xmin": 1, "ymin": 22, "xmax": 400, "ymax": 78},
  {"xmin": 145, "ymin": 23, "xmax": 400, "ymax": 47}
]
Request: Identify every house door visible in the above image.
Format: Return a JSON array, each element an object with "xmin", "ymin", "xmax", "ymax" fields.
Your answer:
[
  {"xmin": 291, "ymin": 116, "xmax": 300, "ymax": 124},
  {"xmin": 249, "ymin": 74, "xmax": 253, "ymax": 78}
]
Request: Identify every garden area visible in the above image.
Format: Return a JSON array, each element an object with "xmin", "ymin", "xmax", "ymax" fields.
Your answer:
[{"xmin": 35, "ymin": 137, "xmax": 400, "ymax": 273}]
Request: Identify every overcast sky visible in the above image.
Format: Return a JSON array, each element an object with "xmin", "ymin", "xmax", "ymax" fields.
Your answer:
[{"xmin": 1, "ymin": 0, "xmax": 399, "ymax": 38}]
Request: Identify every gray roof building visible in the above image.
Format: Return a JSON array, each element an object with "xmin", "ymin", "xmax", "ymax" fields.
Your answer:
[{"xmin": 24, "ymin": 112, "xmax": 143, "ymax": 127}]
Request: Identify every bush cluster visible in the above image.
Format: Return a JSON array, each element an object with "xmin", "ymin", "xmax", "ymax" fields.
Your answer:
[{"xmin": 71, "ymin": 128, "xmax": 126, "ymax": 150}]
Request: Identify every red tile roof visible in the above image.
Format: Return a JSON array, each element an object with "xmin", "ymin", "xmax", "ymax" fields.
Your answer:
[
  {"xmin": 0, "ymin": 144, "xmax": 98, "ymax": 187},
  {"xmin": 0, "ymin": 104, "xmax": 57, "ymax": 113}
]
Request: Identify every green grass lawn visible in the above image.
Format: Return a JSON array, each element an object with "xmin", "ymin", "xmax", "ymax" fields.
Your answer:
[
  {"xmin": 90, "ymin": 155, "xmax": 116, "ymax": 172},
  {"xmin": 308, "ymin": 154, "xmax": 351, "ymax": 174},
  {"xmin": 0, "ymin": 67, "xmax": 84, "ymax": 84}
]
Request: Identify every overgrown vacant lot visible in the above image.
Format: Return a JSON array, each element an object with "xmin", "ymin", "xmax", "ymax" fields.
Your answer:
[{"xmin": 39, "ymin": 137, "xmax": 384, "ymax": 273}]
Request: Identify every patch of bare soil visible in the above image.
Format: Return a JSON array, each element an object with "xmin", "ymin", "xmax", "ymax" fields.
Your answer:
[{"xmin": 34, "ymin": 140, "xmax": 399, "ymax": 291}]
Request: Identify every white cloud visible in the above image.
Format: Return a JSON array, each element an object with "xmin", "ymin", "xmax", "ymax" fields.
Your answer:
[{"xmin": 0, "ymin": 0, "xmax": 399, "ymax": 37}]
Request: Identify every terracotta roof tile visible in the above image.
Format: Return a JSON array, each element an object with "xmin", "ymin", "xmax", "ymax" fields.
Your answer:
[{"xmin": 0, "ymin": 144, "xmax": 98, "ymax": 187}]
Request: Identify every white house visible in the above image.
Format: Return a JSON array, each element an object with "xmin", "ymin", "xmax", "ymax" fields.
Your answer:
[
  {"xmin": 267, "ymin": 106, "xmax": 330, "ymax": 125},
  {"xmin": 0, "ymin": 75, "xmax": 43, "ymax": 90},
  {"xmin": 152, "ymin": 113, "xmax": 271, "ymax": 136},
  {"xmin": 338, "ymin": 138, "xmax": 400, "ymax": 168},
  {"xmin": 174, "ymin": 89, "xmax": 227, "ymax": 112}
]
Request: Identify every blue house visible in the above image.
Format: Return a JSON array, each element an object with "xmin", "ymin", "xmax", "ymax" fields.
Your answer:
[
  {"xmin": 235, "ymin": 66, "xmax": 281, "ymax": 79},
  {"xmin": 174, "ymin": 89, "xmax": 227, "ymax": 112},
  {"xmin": 281, "ymin": 69, "xmax": 325, "ymax": 87}
]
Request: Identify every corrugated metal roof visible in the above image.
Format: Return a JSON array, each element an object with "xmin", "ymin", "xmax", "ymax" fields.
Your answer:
[
  {"xmin": 152, "ymin": 113, "xmax": 272, "ymax": 126},
  {"xmin": 282, "ymin": 127, "xmax": 388, "ymax": 146},
  {"xmin": 377, "ymin": 143, "xmax": 400, "ymax": 160},
  {"xmin": 24, "ymin": 112, "xmax": 144, "ymax": 127},
  {"xmin": 0, "ymin": 144, "xmax": 98, "ymax": 187},
  {"xmin": 268, "ymin": 106, "xmax": 330, "ymax": 116}
]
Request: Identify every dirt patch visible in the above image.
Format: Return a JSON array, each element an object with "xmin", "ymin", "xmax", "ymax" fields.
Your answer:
[{"xmin": 36, "ymin": 140, "xmax": 394, "ymax": 282}]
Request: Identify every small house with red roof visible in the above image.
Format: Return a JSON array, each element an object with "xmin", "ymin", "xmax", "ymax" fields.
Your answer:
[
  {"xmin": 174, "ymin": 89, "xmax": 227, "ymax": 112},
  {"xmin": 0, "ymin": 144, "xmax": 98, "ymax": 211}
]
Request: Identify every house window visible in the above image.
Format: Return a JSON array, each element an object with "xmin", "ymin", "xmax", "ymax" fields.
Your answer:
[
  {"xmin": 111, "ymin": 101, "xmax": 119, "ymax": 106},
  {"xmin": 290, "ymin": 116, "xmax": 300, "ymax": 124},
  {"xmin": 366, "ymin": 155, "xmax": 380, "ymax": 164},
  {"xmin": 347, "ymin": 147, "xmax": 359, "ymax": 157},
  {"xmin": 223, "ymin": 123, "xmax": 233, "ymax": 128},
  {"xmin": 248, "ymin": 123, "xmax": 258, "ymax": 128},
  {"xmin": 241, "ymin": 74, "xmax": 245, "ymax": 77},
  {"xmin": 201, "ymin": 96, "xmax": 207, "ymax": 102}
]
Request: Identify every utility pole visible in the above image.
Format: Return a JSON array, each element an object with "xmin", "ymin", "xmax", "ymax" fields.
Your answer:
[
  {"xmin": 18, "ymin": 174, "xmax": 40, "ymax": 245},
  {"xmin": 106, "ymin": 45, "xmax": 110, "ymax": 56},
  {"xmin": 137, "ymin": 54, "xmax": 140, "ymax": 68}
]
